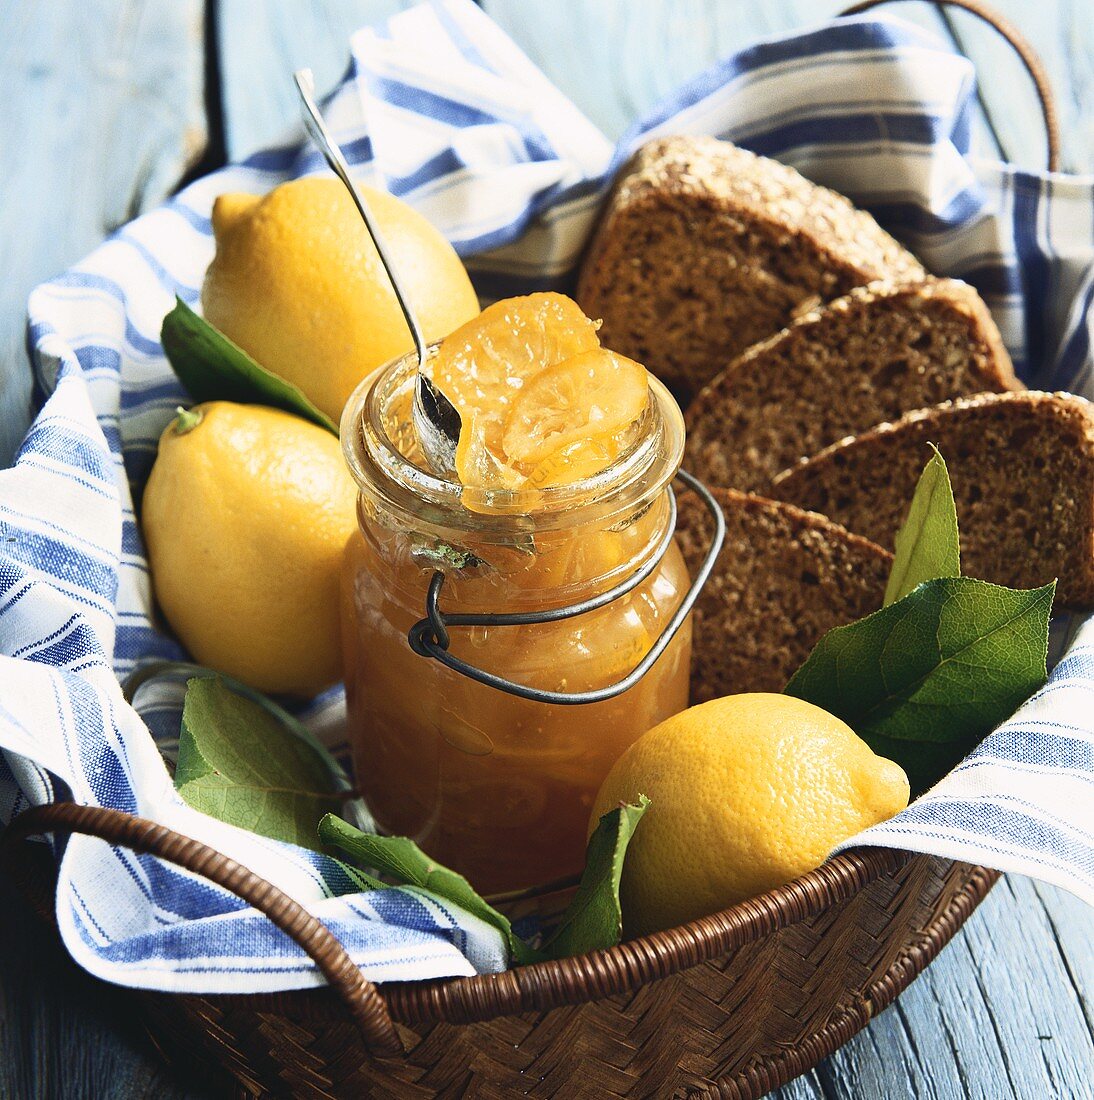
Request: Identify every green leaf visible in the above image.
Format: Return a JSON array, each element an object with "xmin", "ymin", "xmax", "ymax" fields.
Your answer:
[
  {"xmin": 542, "ymin": 795, "xmax": 649, "ymax": 959},
  {"xmin": 319, "ymin": 814, "xmax": 543, "ymax": 965},
  {"xmin": 340, "ymin": 863, "xmax": 384, "ymax": 893},
  {"xmin": 161, "ymin": 297, "xmax": 337, "ymax": 434},
  {"xmin": 785, "ymin": 577, "xmax": 1054, "ymax": 793},
  {"xmin": 176, "ymin": 676, "xmax": 347, "ymax": 849},
  {"xmin": 884, "ymin": 445, "xmax": 961, "ymax": 606},
  {"xmin": 133, "ymin": 660, "xmax": 352, "ymax": 782}
]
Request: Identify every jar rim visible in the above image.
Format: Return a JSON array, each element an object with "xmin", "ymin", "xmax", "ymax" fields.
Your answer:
[{"xmin": 340, "ymin": 344, "xmax": 685, "ymax": 537}]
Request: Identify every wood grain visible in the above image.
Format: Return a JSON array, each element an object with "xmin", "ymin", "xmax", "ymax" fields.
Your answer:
[
  {"xmin": 483, "ymin": 0, "xmax": 1092, "ymax": 171},
  {"xmin": 816, "ymin": 875, "xmax": 1094, "ymax": 1099},
  {"xmin": 939, "ymin": 0, "xmax": 1094, "ymax": 172},
  {"xmin": 0, "ymin": 0, "xmax": 206, "ymax": 465},
  {"xmin": 0, "ymin": 874, "xmax": 202, "ymax": 1100},
  {"xmin": 216, "ymin": 0, "xmax": 414, "ymax": 158},
  {"xmin": 216, "ymin": 1, "xmax": 1093, "ymax": 173}
]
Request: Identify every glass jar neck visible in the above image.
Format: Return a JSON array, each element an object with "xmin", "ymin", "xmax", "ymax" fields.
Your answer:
[{"xmin": 341, "ymin": 346, "xmax": 686, "ymax": 596}]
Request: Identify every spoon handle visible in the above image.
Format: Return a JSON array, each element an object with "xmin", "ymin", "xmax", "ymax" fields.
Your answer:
[{"xmin": 293, "ymin": 68, "xmax": 428, "ymax": 372}]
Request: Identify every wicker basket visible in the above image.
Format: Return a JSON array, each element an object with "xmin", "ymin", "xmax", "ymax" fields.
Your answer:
[
  {"xmin": 4, "ymin": 803, "xmax": 996, "ymax": 1098},
  {"xmin": 0, "ymin": 1, "xmax": 1060, "ymax": 1096}
]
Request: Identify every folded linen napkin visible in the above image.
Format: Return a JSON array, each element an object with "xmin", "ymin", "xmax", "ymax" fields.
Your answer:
[{"xmin": 2, "ymin": 0, "xmax": 1091, "ymax": 994}]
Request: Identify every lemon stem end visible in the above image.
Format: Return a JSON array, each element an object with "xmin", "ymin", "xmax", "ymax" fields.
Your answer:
[{"xmin": 173, "ymin": 406, "xmax": 203, "ymax": 435}]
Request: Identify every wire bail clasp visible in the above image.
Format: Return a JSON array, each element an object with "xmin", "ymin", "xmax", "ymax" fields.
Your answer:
[{"xmin": 407, "ymin": 469, "xmax": 724, "ymax": 705}]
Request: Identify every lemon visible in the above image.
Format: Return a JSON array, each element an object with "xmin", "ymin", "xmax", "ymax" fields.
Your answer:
[
  {"xmin": 201, "ymin": 179, "xmax": 480, "ymax": 423},
  {"xmin": 590, "ymin": 693, "xmax": 910, "ymax": 936},
  {"xmin": 430, "ymin": 292, "xmax": 649, "ymax": 489},
  {"xmin": 433, "ymin": 292, "xmax": 600, "ymax": 489},
  {"xmin": 501, "ymin": 349, "xmax": 648, "ymax": 465},
  {"xmin": 142, "ymin": 402, "xmax": 358, "ymax": 696}
]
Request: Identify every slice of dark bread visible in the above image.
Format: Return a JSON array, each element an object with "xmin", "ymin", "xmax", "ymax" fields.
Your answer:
[
  {"xmin": 577, "ymin": 135, "xmax": 925, "ymax": 403},
  {"xmin": 685, "ymin": 278, "xmax": 1020, "ymax": 491},
  {"xmin": 675, "ymin": 488, "xmax": 892, "ymax": 702},
  {"xmin": 769, "ymin": 391, "xmax": 1094, "ymax": 608}
]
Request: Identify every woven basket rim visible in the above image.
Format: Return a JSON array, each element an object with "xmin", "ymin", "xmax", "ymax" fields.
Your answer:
[
  {"xmin": 187, "ymin": 845, "xmax": 907, "ymax": 1027},
  {"xmin": 5, "ymin": 803, "xmax": 907, "ymax": 1027},
  {"xmin": 374, "ymin": 845, "xmax": 912, "ymax": 1022},
  {"xmin": 152, "ymin": 860, "xmax": 995, "ymax": 1100},
  {"xmin": 8, "ymin": 815, "xmax": 995, "ymax": 1098}
]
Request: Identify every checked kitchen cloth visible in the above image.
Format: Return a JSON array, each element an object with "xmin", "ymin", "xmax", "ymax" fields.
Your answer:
[{"xmin": 1, "ymin": 0, "xmax": 1092, "ymax": 994}]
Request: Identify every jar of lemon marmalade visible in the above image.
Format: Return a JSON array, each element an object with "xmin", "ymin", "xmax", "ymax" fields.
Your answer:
[{"xmin": 340, "ymin": 347, "xmax": 693, "ymax": 895}]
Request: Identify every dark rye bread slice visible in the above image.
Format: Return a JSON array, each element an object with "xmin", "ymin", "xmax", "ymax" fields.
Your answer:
[
  {"xmin": 577, "ymin": 135, "xmax": 925, "ymax": 403},
  {"xmin": 675, "ymin": 488, "xmax": 892, "ymax": 703},
  {"xmin": 684, "ymin": 278, "xmax": 1020, "ymax": 491},
  {"xmin": 769, "ymin": 391, "xmax": 1094, "ymax": 608}
]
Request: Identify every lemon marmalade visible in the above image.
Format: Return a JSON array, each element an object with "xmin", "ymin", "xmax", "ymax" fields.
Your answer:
[{"xmin": 339, "ymin": 321, "xmax": 691, "ymax": 895}]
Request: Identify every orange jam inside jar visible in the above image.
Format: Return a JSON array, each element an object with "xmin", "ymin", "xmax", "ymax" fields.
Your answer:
[{"xmin": 339, "ymin": 346, "xmax": 691, "ymax": 895}]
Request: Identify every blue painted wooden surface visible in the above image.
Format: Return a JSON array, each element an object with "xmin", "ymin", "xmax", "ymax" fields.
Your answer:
[
  {"xmin": 481, "ymin": 0, "xmax": 1094, "ymax": 173},
  {"xmin": 0, "ymin": 0, "xmax": 206, "ymax": 466},
  {"xmin": 1, "ymin": 2, "xmax": 1092, "ymax": 1098}
]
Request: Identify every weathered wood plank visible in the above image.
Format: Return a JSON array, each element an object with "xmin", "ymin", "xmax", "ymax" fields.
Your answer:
[
  {"xmin": 0, "ymin": 875, "xmax": 203, "ymax": 1100},
  {"xmin": 814, "ymin": 877, "xmax": 1094, "ymax": 1100},
  {"xmin": 0, "ymin": 0, "xmax": 206, "ymax": 465},
  {"xmin": 481, "ymin": 0, "xmax": 991, "ymax": 152},
  {"xmin": 955, "ymin": 876, "xmax": 1094, "ymax": 1097},
  {"xmin": 1032, "ymin": 878, "xmax": 1094, "ymax": 1035},
  {"xmin": 484, "ymin": 0, "xmax": 1091, "ymax": 170},
  {"xmin": 216, "ymin": 1, "xmax": 1092, "ymax": 172},
  {"xmin": 214, "ymin": 0, "xmax": 999, "ymax": 161},
  {"xmin": 939, "ymin": 0, "xmax": 1094, "ymax": 172},
  {"xmin": 0, "ymin": 0, "xmax": 205, "ymax": 1086},
  {"xmin": 216, "ymin": 0, "xmax": 414, "ymax": 158}
]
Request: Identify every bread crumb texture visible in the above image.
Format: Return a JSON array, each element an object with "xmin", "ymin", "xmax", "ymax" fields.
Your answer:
[
  {"xmin": 577, "ymin": 136, "xmax": 925, "ymax": 402},
  {"xmin": 684, "ymin": 277, "xmax": 1019, "ymax": 491},
  {"xmin": 769, "ymin": 392, "xmax": 1094, "ymax": 608},
  {"xmin": 675, "ymin": 488, "xmax": 892, "ymax": 701}
]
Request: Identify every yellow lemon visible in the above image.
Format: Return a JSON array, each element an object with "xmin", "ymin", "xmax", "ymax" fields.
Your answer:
[
  {"xmin": 142, "ymin": 402, "xmax": 358, "ymax": 696},
  {"xmin": 590, "ymin": 693, "xmax": 910, "ymax": 936},
  {"xmin": 201, "ymin": 179, "xmax": 480, "ymax": 423}
]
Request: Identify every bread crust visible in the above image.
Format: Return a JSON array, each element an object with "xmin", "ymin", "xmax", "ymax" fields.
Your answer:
[
  {"xmin": 684, "ymin": 277, "xmax": 1021, "ymax": 491},
  {"xmin": 675, "ymin": 487, "xmax": 892, "ymax": 701},
  {"xmin": 578, "ymin": 136, "xmax": 925, "ymax": 401},
  {"xmin": 769, "ymin": 391, "xmax": 1094, "ymax": 608}
]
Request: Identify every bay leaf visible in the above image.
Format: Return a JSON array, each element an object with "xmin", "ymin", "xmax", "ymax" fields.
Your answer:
[
  {"xmin": 785, "ymin": 577, "xmax": 1054, "ymax": 793},
  {"xmin": 542, "ymin": 795, "xmax": 649, "ymax": 959},
  {"xmin": 884, "ymin": 444, "xmax": 961, "ymax": 606},
  {"xmin": 160, "ymin": 297, "xmax": 337, "ymax": 434},
  {"xmin": 176, "ymin": 676, "xmax": 347, "ymax": 849},
  {"xmin": 319, "ymin": 813, "xmax": 543, "ymax": 965}
]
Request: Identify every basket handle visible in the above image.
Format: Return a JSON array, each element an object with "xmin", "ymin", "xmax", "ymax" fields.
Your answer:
[
  {"xmin": 839, "ymin": 0, "xmax": 1060, "ymax": 172},
  {"xmin": 1, "ymin": 802, "xmax": 404, "ymax": 1059}
]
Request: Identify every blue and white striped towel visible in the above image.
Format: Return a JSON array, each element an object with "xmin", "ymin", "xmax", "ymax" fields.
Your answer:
[{"xmin": 2, "ymin": 0, "xmax": 1091, "ymax": 995}]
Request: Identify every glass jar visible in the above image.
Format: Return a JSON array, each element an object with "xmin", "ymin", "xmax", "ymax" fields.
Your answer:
[{"xmin": 340, "ymin": 347, "xmax": 692, "ymax": 895}]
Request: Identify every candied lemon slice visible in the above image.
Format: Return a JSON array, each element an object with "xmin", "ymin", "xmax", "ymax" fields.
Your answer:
[
  {"xmin": 432, "ymin": 292, "xmax": 601, "ymax": 410},
  {"xmin": 431, "ymin": 293, "xmax": 601, "ymax": 489},
  {"xmin": 523, "ymin": 435, "xmax": 620, "ymax": 490},
  {"xmin": 454, "ymin": 418, "xmax": 526, "ymax": 492},
  {"xmin": 502, "ymin": 349, "xmax": 649, "ymax": 467}
]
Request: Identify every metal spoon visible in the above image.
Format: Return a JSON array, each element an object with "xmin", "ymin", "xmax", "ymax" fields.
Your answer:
[{"xmin": 293, "ymin": 68, "xmax": 461, "ymax": 475}]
